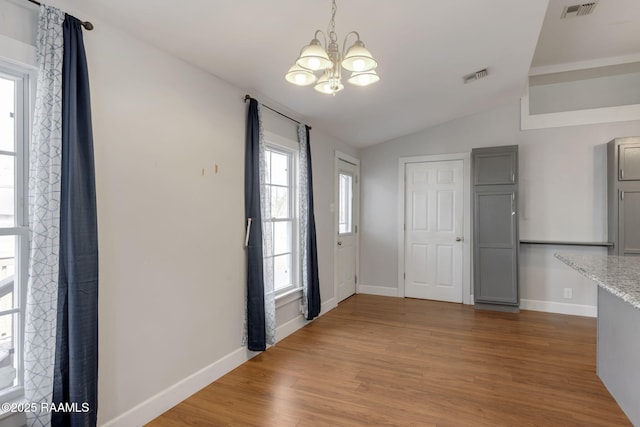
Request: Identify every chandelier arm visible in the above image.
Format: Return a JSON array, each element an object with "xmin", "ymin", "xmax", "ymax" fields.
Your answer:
[
  {"xmin": 342, "ymin": 31, "xmax": 361, "ymax": 57},
  {"xmin": 314, "ymin": 29, "xmax": 328, "ymax": 49}
]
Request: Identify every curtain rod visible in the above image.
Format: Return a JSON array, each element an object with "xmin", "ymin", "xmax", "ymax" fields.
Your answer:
[
  {"xmin": 26, "ymin": 0, "xmax": 94, "ymax": 30},
  {"xmin": 244, "ymin": 95, "xmax": 311, "ymax": 130}
]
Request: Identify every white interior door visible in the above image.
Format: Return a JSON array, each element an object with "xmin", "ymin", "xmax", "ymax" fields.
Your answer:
[
  {"xmin": 404, "ymin": 160, "xmax": 463, "ymax": 302},
  {"xmin": 336, "ymin": 158, "xmax": 358, "ymax": 303}
]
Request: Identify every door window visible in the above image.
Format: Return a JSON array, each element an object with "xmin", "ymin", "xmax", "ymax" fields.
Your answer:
[{"xmin": 338, "ymin": 172, "xmax": 353, "ymax": 235}]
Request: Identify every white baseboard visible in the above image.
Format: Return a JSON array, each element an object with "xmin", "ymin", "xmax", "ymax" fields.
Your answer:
[
  {"xmin": 358, "ymin": 285, "xmax": 399, "ymax": 297},
  {"xmin": 100, "ymin": 345, "xmax": 257, "ymax": 427},
  {"xmin": 520, "ymin": 299, "xmax": 597, "ymax": 318},
  {"xmin": 276, "ymin": 315, "xmax": 307, "ymax": 342},
  {"xmin": 321, "ymin": 297, "xmax": 337, "ymax": 314},
  {"xmin": 101, "ymin": 298, "xmax": 335, "ymax": 427}
]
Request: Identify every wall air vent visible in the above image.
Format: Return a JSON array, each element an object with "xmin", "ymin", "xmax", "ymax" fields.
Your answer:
[
  {"xmin": 561, "ymin": 2, "xmax": 597, "ymax": 19},
  {"xmin": 463, "ymin": 68, "xmax": 488, "ymax": 84}
]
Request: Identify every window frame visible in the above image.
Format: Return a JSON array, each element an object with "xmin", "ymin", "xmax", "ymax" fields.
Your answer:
[
  {"xmin": 263, "ymin": 132, "xmax": 301, "ymax": 298},
  {"xmin": 0, "ymin": 61, "xmax": 31, "ymax": 405}
]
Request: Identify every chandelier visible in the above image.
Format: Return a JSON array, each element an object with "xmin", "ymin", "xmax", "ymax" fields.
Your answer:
[{"xmin": 285, "ymin": 0, "xmax": 379, "ymax": 95}]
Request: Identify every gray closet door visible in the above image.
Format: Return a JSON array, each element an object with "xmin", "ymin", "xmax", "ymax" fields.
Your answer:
[
  {"xmin": 619, "ymin": 189, "xmax": 640, "ymax": 255},
  {"xmin": 474, "ymin": 190, "xmax": 518, "ymax": 304},
  {"xmin": 607, "ymin": 138, "xmax": 640, "ymax": 255},
  {"xmin": 473, "ymin": 150, "xmax": 517, "ymax": 185},
  {"xmin": 619, "ymin": 145, "xmax": 640, "ymax": 181}
]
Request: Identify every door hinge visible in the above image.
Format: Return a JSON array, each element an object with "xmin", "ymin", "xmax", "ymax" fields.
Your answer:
[
  {"xmin": 621, "ymin": 191, "xmax": 625, "ymax": 201},
  {"xmin": 355, "ymin": 225, "xmax": 358, "ymax": 233},
  {"xmin": 355, "ymin": 175, "xmax": 358, "ymax": 184},
  {"xmin": 620, "ymin": 169, "xmax": 624, "ymax": 179},
  {"xmin": 355, "ymin": 275, "xmax": 357, "ymax": 284},
  {"xmin": 403, "ymin": 272, "xmax": 406, "ymax": 280}
]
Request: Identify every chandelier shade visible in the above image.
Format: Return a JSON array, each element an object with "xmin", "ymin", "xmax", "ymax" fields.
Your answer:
[
  {"xmin": 342, "ymin": 40, "xmax": 377, "ymax": 72},
  {"xmin": 296, "ymin": 38, "xmax": 332, "ymax": 71},
  {"xmin": 286, "ymin": 64, "xmax": 318, "ymax": 86},
  {"xmin": 347, "ymin": 69, "xmax": 380, "ymax": 86},
  {"xmin": 285, "ymin": 0, "xmax": 379, "ymax": 95}
]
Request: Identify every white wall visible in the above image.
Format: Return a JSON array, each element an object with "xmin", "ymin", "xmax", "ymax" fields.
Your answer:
[
  {"xmin": 529, "ymin": 63, "xmax": 640, "ymax": 114},
  {"xmin": 0, "ymin": 0, "xmax": 36, "ymax": 46},
  {"xmin": 89, "ymin": 20, "xmax": 248, "ymax": 426},
  {"xmin": 0, "ymin": 1, "xmax": 357, "ymax": 425},
  {"xmin": 360, "ymin": 100, "xmax": 640, "ymax": 315}
]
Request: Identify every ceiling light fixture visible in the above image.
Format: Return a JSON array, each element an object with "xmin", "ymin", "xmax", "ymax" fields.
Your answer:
[{"xmin": 285, "ymin": 0, "xmax": 379, "ymax": 95}]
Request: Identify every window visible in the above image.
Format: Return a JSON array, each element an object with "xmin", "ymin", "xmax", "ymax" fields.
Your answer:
[
  {"xmin": 263, "ymin": 142, "xmax": 299, "ymax": 295},
  {"xmin": 0, "ymin": 64, "xmax": 29, "ymax": 402},
  {"xmin": 338, "ymin": 172, "xmax": 353, "ymax": 235}
]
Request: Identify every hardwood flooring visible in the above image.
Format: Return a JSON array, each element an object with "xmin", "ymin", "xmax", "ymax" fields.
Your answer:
[{"xmin": 147, "ymin": 294, "xmax": 630, "ymax": 426}]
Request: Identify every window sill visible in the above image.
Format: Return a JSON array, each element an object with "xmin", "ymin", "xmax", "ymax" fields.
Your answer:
[{"xmin": 275, "ymin": 287, "xmax": 303, "ymax": 309}]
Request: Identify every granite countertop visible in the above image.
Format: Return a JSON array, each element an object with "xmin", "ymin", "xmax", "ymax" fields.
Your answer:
[{"xmin": 555, "ymin": 253, "xmax": 640, "ymax": 311}]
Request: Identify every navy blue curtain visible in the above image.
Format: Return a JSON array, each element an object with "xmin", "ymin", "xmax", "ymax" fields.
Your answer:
[
  {"xmin": 53, "ymin": 15, "xmax": 98, "ymax": 427},
  {"xmin": 304, "ymin": 126, "xmax": 321, "ymax": 320},
  {"xmin": 245, "ymin": 99, "xmax": 266, "ymax": 351}
]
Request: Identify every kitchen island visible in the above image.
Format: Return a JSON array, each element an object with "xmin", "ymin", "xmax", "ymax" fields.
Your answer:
[{"xmin": 555, "ymin": 253, "xmax": 640, "ymax": 426}]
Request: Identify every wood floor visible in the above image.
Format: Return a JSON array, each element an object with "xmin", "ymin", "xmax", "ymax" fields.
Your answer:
[{"xmin": 147, "ymin": 294, "xmax": 630, "ymax": 426}]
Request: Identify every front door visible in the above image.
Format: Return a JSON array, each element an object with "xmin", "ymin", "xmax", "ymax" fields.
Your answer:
[
  {"xmin": 404, "ymin": 160, "xmax": 463, "ymax": 302},
  {"xmin": 336, "ymin": 158, "xmax": 358, "ymax": 303}
]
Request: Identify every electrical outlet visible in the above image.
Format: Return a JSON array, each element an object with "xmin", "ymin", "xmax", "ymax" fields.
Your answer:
[{"xmin": 563, "ymin": 288, "xmax": 573, "ymax": 299}]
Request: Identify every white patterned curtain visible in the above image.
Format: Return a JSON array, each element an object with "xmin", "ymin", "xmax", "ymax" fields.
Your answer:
[
  {"xmin": 258, "ymin": 104, "xmax": 276, "ymax": 346},
  {"xmin": 24, "ymin": 5, "xmax": 65, "ymax": 427}
]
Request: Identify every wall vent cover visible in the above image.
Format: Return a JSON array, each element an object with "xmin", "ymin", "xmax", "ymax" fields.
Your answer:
[
  {"xmin": 561, "ymin": 2, "xmax": 597, "ymax": 19},
  {"xmin": 464, "ymin": 68, "xmax": 488, "ymax": 84}
]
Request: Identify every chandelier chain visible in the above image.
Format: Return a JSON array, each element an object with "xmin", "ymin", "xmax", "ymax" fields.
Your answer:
[{"xmin": 328, "ymin": 0, "xmax": 338, "ymax": 44}]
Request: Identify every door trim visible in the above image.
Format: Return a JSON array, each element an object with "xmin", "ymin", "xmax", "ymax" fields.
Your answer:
[
  {"xmin": 398, "ymin": 153, "xmax": 472, "ymax": 304},
  {"xmin": 334, "ymin": 151, "xmax": 360, "ymax": 303}
]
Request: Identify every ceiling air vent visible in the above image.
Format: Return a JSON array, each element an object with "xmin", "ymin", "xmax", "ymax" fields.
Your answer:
[
  {"xmin": 561, "ymin": 2, "xmax": 597, "ymax": 19},
  {"xmin": 463, "ymin": 68, "xmax": 488, "ymax": 84}
]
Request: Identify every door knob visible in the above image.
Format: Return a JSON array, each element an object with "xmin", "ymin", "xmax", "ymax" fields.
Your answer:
[
  {"xmin": 456, "ymin": 237, "xmax": 462, "ymax": 242},
  {"xmin": 337, "ymin": 241, "xmax": 342, "ymax": 246}
]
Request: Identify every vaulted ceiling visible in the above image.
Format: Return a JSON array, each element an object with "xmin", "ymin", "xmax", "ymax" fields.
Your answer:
[{"xmin": 59, "ymin": 0, "xmax": 640, "ymax": 147}]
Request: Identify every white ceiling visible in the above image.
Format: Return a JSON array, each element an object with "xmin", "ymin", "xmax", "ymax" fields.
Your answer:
[{"xmin": 61, "ymin": 0, "xmax": 640, "ymax": 147}]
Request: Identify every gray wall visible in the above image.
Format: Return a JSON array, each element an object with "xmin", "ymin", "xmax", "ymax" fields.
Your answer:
[{"xmin": 360, "ymin": 100, "xmax": 640, "ymax": 309}]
